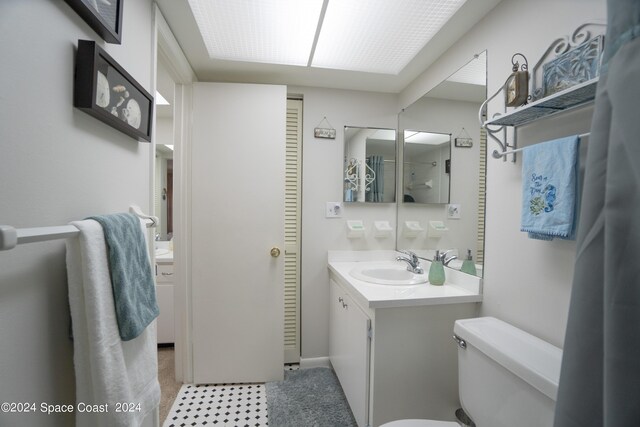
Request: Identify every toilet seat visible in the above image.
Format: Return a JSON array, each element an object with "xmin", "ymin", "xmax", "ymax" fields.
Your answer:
[{"xmin": 379, "ymin": 419, "xmax": 459, "ymax": 427}]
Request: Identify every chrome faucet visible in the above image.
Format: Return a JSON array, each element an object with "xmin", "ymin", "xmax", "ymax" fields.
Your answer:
[
  {"xmin": 396, "ymin": 250, "xmax": 424, "ymax": 274},
  {"xmin": 439, "ymin": 250, "xmax": 458, "ymax": 266}
]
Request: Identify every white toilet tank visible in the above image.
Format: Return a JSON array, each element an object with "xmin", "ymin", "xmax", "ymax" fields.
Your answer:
[{"xmin": 453, "ymin": 317, "xmax": 562, "ymax": 427}]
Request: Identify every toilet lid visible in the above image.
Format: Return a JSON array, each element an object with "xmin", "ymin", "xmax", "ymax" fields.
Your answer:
[{"xmin": 379, "ymin": 419, "xmax": 459, "ymax": 427}]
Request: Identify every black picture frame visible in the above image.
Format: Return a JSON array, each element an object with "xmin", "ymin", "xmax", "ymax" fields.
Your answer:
[
  {"xmin": 74, "ymin": 40, "xmax": 153, "ymax": 142},
  {"xmin": 65, "ymin": 0, "xmax": 123, "ymax": 44}
]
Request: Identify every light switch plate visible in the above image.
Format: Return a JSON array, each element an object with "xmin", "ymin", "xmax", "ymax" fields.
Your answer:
[
  {"xmin": 447, "ymin": 204, "xmax": 461, "ymax": 219},
  {"xmin": 326, "ymin": 202, "xmax": 343, "ymax": 218}
]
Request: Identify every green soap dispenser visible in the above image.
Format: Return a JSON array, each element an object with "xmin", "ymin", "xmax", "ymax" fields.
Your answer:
[
  {"xmin": 428, "ymin": 250, "xmax": 445, "ymax": 286},
  {"xmin": 461, "ymin": 249, "xmax": 477, "ymax": 276}
]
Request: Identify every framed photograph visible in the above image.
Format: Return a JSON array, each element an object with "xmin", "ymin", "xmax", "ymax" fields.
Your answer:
[
  {"xmin": 455, "ymin": 137, "xmax": 473, "ymax": 148},
  {"xmin": 65, "ymin": 0, "xmax": 123, "ymax": 44},
  {"xmin": 74, "ymin": 40, "xmax": 153, "ymax": 142}
]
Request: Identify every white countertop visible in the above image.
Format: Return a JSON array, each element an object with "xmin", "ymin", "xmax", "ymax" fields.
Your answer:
[
  {"xmin": 155, "ymin": 249, "xmax": 174, "ymax": 263},
  {"xmin": 328, "ymin": 250, "xmax": 482, "ymax": 309}
]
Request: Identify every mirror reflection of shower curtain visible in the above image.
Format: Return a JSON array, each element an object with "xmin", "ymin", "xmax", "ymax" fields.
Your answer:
[{"xmin": 366, "ymin": 156, "xmax": 384, "ymax": 202}]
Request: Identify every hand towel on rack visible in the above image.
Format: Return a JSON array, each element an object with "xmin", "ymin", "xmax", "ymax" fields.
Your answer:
[
  {"xmin": 520, "ymin": 135, "xmax": 580, "ymax": 240},
  {"xmin": 66, "ymin": 218, "xmax": 160, "ymax": 427},
  {"xmin": 87, "ymin": 213, "xmax": 158, "ymax": 341}
]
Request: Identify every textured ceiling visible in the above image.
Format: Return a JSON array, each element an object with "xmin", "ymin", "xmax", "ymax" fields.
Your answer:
[{"xmin": 155, "ymin": 0, "xmax": 502, "ymax": 93}]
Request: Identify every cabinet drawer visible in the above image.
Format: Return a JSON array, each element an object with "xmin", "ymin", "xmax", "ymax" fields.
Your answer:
[{"xmin": 156, "ymin": 263, "xmax": 174, "ymax": 283}]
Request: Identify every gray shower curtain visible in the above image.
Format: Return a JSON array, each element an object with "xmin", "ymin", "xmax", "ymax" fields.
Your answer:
[{"xmin": 554, "ymin": 1, "xmax": 640, "ymax": 426}]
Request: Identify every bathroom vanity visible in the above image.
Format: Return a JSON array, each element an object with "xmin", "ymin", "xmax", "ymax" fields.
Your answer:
[
  {"xmin": 155, "ymin": 244, "xmax": 175, "ymax": 344},
  {"xmin": 328, "ymin": 251, "xmax": 482, "ymax": 427}
]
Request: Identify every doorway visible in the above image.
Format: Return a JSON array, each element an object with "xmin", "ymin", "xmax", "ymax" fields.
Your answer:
[{"xmin": 152, "ymin": 4, "xmax": 197, "ymax": 386}]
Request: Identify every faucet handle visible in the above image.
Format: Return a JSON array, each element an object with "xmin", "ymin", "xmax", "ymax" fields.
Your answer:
[
  {"xmin": 439, "ymin": 250, "xmax": 457, "ymax": 262},
  {"xmin": 398, "ymin": 249, "xmax": 419, "ymax": 263}
]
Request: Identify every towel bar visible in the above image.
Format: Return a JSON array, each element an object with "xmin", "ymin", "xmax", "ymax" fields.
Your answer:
[
  {"xmin": 0, "ymin": 205, "xmax": 158, "ymax": 251},
  {"xmin": 492, "ymin": 132, "xmax": 590, "ymax": 159}
]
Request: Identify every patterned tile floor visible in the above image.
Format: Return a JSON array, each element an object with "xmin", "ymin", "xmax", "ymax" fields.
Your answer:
[{"xmin": 163, "ymin": 364, "xmax": 299, "ymax": 427}]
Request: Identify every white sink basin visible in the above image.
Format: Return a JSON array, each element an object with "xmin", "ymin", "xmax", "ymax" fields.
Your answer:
[{"xmin": 349, "ymin": 262, "xmax": 428, "ymax": 285}]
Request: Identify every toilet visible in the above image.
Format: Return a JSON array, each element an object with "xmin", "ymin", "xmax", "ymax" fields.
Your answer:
[{"xmin": 381, "ymin": 317, "xmax": 562, "ymax": 427}]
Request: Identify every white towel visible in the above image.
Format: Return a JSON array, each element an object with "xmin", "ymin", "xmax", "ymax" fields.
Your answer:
[{"xmin": 66, "ymin": 219, "xmax": 160, "ymax": 427}]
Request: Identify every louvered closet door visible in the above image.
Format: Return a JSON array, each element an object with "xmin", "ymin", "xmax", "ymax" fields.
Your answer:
[{"xmin": 284, "ymin": 99, "xmax": 302, "ymax": 363}]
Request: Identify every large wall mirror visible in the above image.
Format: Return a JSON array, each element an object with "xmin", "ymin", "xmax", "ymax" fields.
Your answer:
[
  {"xmin": 343, "ymin": 126, "xmax": 396, "ymax": 203},
  {"xmin": 397, "ymin": 51, "xmax": 487, "ymax": 277},
  {"xmin": 155, "ymin": 54, "xmax": 175, "ymax": 241}
]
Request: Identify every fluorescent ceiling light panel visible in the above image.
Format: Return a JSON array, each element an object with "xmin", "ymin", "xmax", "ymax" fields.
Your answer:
[
  {"xmin": 447, "ymin": 50, "xmax": 486, "ymax": 85},
  {"xmin": 312, "ymin": 0, "xmax": 467, "ymax": 74},
  {"xmin": 156, "ymin": 91, "xmax": 170, "ymax": 105},
  {"xmin": 188, "ymin": 0, "xmax": 324, "ymax": 66},
  {"xmin": 370, "ymin": 129, "xmax": 396, "ymax": 140},
  {"xmin": 405, "ymin": 131, "xmax": 450, "ymax": 145}
]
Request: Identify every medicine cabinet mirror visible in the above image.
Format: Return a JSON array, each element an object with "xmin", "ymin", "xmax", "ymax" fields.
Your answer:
[
  {"xmin": 343, "ymin": 126, "xmax": 396, "ymax": 203},
  {"xmin": 397, "ymin": 51, "xmax": 487, "ymax": 277}
]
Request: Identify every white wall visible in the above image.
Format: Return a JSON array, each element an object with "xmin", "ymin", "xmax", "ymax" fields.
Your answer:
[
  {"xmin": 156, "ymin": 117, "xmax": 173, "ymax": 146},
  {"xmin": 400, "ymin": 0, "xmax": 606, "ymax": 347},
  {"xmin": 0, "ymin": 1, "xmax": 154, "ymax": 426},
  {"xmin": 290, "ymin": 86, "xmax": 398, "ymax": 358}
]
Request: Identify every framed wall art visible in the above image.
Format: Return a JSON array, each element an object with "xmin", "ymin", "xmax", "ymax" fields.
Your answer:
[
  {"xmin": 65, "ymin": 0, "xmax": 123, "ymax": 44},
  {"xmin": 74, "ymin": 40, "xmax": 153, "ymax": 142},
  {"xmin": 454, "ymin": 128, "xmax": 473, "ymax": 147},
  {"xmin": 454, "ymin": 138, "xmax": 473, "ymax": 148}
]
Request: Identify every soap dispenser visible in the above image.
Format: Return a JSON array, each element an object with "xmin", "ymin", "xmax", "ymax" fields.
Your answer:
[
  {"xmin": 428, "ymin": 250, "xmax": 445, "ymax": 286},
  {"xmin": 460, "ymin": 249, "xmax": 477, "ymax": 276}
]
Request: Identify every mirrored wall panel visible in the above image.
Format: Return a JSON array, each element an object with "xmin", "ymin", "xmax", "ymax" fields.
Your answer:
[
  {"xmin": 397, "ymin": 51, "xmax": 487, "ymax": 277},
  {"xmin": 344, "ymin": 126, "xmax": 396, "ymax": 203},
  {"xmin": 403, "ymin": 130, "xmax": 451, "ymax": 204},
  {"xmin": 154, "ymin": 55, "xmax": 175, "ymax": 241}
]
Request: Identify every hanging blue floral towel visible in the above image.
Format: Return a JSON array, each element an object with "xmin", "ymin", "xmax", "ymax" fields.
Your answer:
[{"xmin": 521, "ymin": 135, "xmax": 579, "ymax": 240}]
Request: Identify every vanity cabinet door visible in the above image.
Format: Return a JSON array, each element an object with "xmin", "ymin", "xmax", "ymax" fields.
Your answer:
[
  {"xmin": 156, "ymin": 263, "xmax": 175, "ymax": 344},
  {"xmin": 329, "ymin": 279, "xmax": 370, "ymax": 427},
  {"xmin": 156, "ymin": 283, "xmax": 174, "ymax": 344}
]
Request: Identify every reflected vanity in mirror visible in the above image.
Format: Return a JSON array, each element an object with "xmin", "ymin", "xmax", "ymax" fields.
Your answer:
[
  {"xmin": 397, "ymin": 51, "xmax": 487, "ymax": 277},
  {"xmin": 343, "ymin": 126, "xmax": 396, "ymax": 203},
  {"xmin": 403, "ymin": 131, "xmax": 451, "ymax": 204}
]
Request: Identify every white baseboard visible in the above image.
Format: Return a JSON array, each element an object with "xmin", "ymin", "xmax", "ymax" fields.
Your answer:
[{"xmin": 300, "ymin": 356, "xmax": 331, "ymax": 369}]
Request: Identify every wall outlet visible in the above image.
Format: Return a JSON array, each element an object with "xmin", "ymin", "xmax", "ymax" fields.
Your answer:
[
  {"xmin": 447, "ymin": 204, "xmax": 461, "ymax": 219},
  {"xmin": 326, "ymin": 202, "xmax": 343, "ymax": 218}
]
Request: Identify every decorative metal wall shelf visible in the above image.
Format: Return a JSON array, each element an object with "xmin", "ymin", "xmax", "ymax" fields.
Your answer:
[
  {"xmin": 480, "ymin": 22, "xmax": 605, "ymax": 162},
  {"xmin": 484, "ymin": 77, "xmax": 598, "ymax": 128},
  {"xmin": 343, "ymin": 158, "xmax": 376, "ymax": 200}
]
